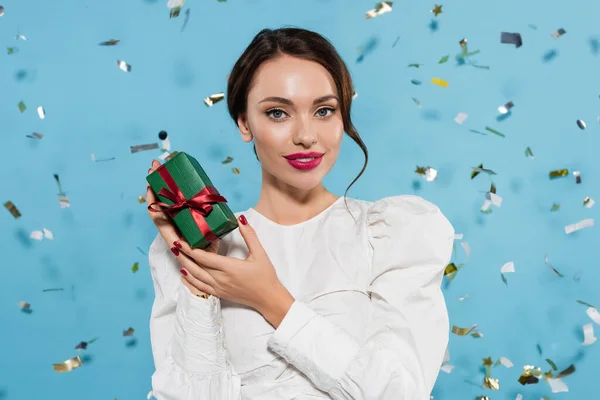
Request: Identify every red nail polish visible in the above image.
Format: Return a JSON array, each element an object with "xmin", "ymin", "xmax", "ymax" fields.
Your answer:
[
  {"xmin": 173, "ymin": 241, "xmax": 182, "ymax": 249},
  {"xmin": 239, "ymin": 215, "xmax": 248, "ymax": 225},
  {"xmin": 180, "ymin": 269, "xmax": 188, "ymax": 276},
  {"xmin": 170, "ymin": 246, "xmax": 180, "ymax": 256}
]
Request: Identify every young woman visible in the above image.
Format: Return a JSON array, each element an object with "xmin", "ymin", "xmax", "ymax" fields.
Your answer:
[{"xmin": 146, "ymin": 27, "xmax": 454, "ymax": 400}]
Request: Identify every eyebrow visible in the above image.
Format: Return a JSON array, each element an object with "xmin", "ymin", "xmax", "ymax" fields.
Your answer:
[{"xmin": 258, "ymin": 95, "xmax": 339, "ymax": 105}]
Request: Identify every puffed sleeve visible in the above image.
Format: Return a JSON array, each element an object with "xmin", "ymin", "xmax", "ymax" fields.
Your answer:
[
  {"xmin": 266, "ymin": 195, "xmax": 454, "ymax": 400},
  {"xmin": 148, "ymin": 233, "xmax": 242, "ymax": 400}
]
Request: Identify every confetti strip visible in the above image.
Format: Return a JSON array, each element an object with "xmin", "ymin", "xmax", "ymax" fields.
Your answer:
[
  {"xmin": 131, "ymin": 143, "xmax": 159, "ymax": 153},
  {"xmin": 586, "ymin": 307, "xmax": 600, "ymax": 325},
  {"xmin": 99, "ymin": 39, "xmax": 120, "ymax": 46},
  {"xmin": 582, "ymin": 323, "xmax": 597, "ymax": 346},
  {"xmin": 4, "ymin": 201, "xmax": 21, "ymax": 218},
  {"xmin": 485, "ymin": 126, "xmax": 505, "ymax": 137},
  {"xmin": 431, "ymin": 77, "xmax": 448, "ymax": 87},
  {"xmin": 204, "ymin": 92, "xmax": 225, "ymax": 107},
  {"xmin": 365, "ymin": 2, "xmax": 393, "ymax": 19},
  {"xmin": 565, "ymin": 218, "xmax": 594, "ymax": 234},
  {"xmin": 53, "ymin": 356, "xmax": 83, "ymax": 373}
]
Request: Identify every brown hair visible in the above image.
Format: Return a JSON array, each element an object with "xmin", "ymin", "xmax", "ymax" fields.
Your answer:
[{"xmin": 226, "ymin": 27, "xmax": 368, "ymax": 220}]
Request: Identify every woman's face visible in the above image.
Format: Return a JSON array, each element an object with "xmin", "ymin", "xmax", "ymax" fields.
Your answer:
[{"xmin": 237, "ymin": 54, "xmax": 344, "ymax": 192}]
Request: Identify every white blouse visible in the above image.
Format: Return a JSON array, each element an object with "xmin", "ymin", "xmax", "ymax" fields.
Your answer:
[{"xmin": 148, "ymin": 195, "xmax": 454, "ymax": 400}]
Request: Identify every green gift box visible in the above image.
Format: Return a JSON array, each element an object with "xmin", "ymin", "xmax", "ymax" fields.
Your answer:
[{"xmin": 146, "ymin": 151, "xmax": 238, "ymax": 249}]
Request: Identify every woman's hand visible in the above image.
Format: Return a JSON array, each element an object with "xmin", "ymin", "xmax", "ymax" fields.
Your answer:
[{"xmin": 146, "ymin": 159, "xmax": 216, "ymax": 298}]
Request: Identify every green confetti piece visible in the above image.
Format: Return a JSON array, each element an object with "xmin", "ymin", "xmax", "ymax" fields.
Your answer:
[
  {"xmin": 485, "ymin": 126, "xmax": 505, "ymax": 137},
  {"xmin": 410, "ymin": 79, "xmax": 422, "ymax": 85},
  {"xmin": 408, "ymin": 63, "xmax": 422, "ymax": 68},
  {"xmin": 7, "ymin": 47, "xmax": 16, "ymax": 55},
  {"xmin": 501, "ymin": 273, "xmax": 508, "ymax": 285},
  {"xmin": 438, "ymin": 55, "xmax": 449, "ymax": 64},
  {"xmin": 546, "ymin": 359, "xmax": 558, "ymax": 371},
  {"xmin": 577, "ymin": 299, "xmax": 596, "ymax": 307},
  {"xmin": 525, "ymin": 146, "xmax": 534, "ymax": 157},
  {"xmin": 87, "ymin": 337, "xmax": 99, "ymax": 344},
  {"xmin": 18, "ymin": 101, "xmax": 26, "ymax": 113},
  {"xmin": 131, "ymin": 262, "xmax": 139, "ymax": 273},
  {"xmin": 481, "ymin": 209, "xmax": 493, "ymax": 214},
  {"xmin": 551, "ymin": 203, "xmax": 561, "ymax": 212}
]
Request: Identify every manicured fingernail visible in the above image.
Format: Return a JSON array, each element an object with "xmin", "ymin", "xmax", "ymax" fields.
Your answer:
[
  {"xmin": 239, "ymin": 215, "xmax": 248, "ymax": 225},
  {"xmin": 170, "ymin": 246, "xmax": 180, "ymax": 256},
  {"xmin": 173, "ymin": 241, "xmax": 182, "ymax": 249},
  {"xmin": 180, "ymin": 269, "xmax": 188, "ymax": 276}
]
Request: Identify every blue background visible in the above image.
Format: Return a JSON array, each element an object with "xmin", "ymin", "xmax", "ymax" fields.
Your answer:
[{"xmin": 1, "ymin": 0, "xmax": 598, "ymax": 398}]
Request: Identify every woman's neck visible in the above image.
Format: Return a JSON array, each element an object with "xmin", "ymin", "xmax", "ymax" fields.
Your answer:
[{"xmin": 253, "ymin": 182, "xmax": 339, "ymax": 226}]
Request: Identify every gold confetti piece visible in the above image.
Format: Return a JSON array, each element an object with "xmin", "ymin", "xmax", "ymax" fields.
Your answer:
[
  {"xmin": 576, "ymin": 119, "xmax": 586, "ymax": 129},
  {"xmin": 123, "ymin": 327, "xmax": 135, "ymax": 336},
  {"xmin": 415, "ymin": 166, "xmax": 438, "ymax": 181},
  {"xmin": 565, "ymin": 218, "xmax": 594, "ymax": 234},
  {"xmin": 18, "ymin": 100, "xmax": 26, "ymax": 113},
  {"xmin": 573, "ymin": 170, "xmax": 581, "ymax": 184},
  {"xmin": 130, "ymin": 143, "xmax": 159, "ymax": 153},
  {"xmin": 483, "ymin": 377, "xmax": 500, "ymax": 390},
  {"xmin": 556, "ymin": 364, "xmax": 575, "ymax": 379},
  {"xmin": 99, "ymin": 39, "xmax": 120, "ymax": 46},
  {"xmin": 453, "ymin": 112, "xmax": 468, "ymax": 124},
  {"xmin": 232, "ymin": 167, "xmax": 240, "ymax": 175},
  {"xmin": 498, "ymin": 101, "xmax": 514, "ymax": 114},
  {"xmin": 550, "ymin": 203, "xmax": 561, "ymax": 212},
  {"xmin": 365, "ymin": 2, "xmax": 393, "ymax": 19},
  {"xmin": 525, "ymin": 146, "xmax": 534, "ymax": 158},
  {"xmin": 544, "ymin": 254, "xmax": 564, "ymax": 277},
  {"xmin": 551, "ymin": 28, "xmax": 566, "ymax": 39},
  {"xmin": 222, "ymin": 156, "xmax": 233, "ymax": 164},
  {"xmin": 431, "ymin": 77, "xmax": 448, "ymax": 87},
  {"xmin": 431, "ymin": 4, "xmax": 443, "ymax": 16},
  {"xmin": 37, "ymin": 106, "xmax": 45, "ymax": 119},
  {"xmin": 549, "ymin": 169, "xmax": 568, "ymax": 179},
  {"xmin": 452, "ymin": 324, "xmax": 477, "ymax": 336},
  {"xmin": 471, "ymin": 164, "xmax": 497, "ymax": 179},
  {"xmin": 584, "ymin": 197, "xmax": 595, "ymax": 208},
  {"xmin": 131, "ymin": 262, "xmax": 139, "ymax": 273},
  {"xmin": 518, "ymin": 365, "xmax": 543, "ymax": 385},
  {"xmin": 117, "ymin": 60, "xmax": 131, "ymax": 72},
  {"xmin": 53, "ymin": 356, "xmax": 83, "ymax": 373},
  {"xmin": 444, "ymin": 262, "xmax": 458, "ymax": 275},
  {"xmin": 26, "ymin": 132, "xmax": 44, "ymax": 139},
  {"xmin": 485, "ymin": 126, "xmax": 505, "ymax": 137},
  {"xmin": 4, "ymin": 201, "xmax": 21, "ymax": 218},
  {"xmin": 204, "ymin": 92, "xmax": 224, "ymax": 107},
  {"xmin": 19, "ymin": 301, "xmax": 31, "ymax": 311}
]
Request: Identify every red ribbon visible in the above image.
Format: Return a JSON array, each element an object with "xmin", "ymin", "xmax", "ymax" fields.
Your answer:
[{"xmin": 147, "ymin": 165, "xmax": 227, "ymax": 243}]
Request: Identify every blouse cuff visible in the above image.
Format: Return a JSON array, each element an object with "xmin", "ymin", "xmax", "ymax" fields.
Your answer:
[
  {"xmin": 267, "ymin": 300, "xmax": 361, "ymax": 392},
  {"xmin": 171, "ymin": 285, "xmax": 229, "ymax": 375}
]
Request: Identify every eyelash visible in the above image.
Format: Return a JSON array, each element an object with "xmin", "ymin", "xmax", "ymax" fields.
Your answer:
[{"xmin": 265, "ymin": 107, "xmax": 336, "ymax": 121}]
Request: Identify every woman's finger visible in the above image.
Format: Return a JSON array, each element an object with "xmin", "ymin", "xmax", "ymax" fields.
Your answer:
[
  {"xmin": 176, "ymin": 251, "xmax": 217, "ymax": 288},
  {"xmin": 180, "ymin": 276, "xmax": 213, "ymax": 297},
  {"xmin": 181, "ymin": 271, "xmax": 216, "ymax": 297}
]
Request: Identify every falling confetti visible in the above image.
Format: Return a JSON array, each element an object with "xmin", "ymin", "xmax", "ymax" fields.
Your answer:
[
  {"xmin": 500, "ymin": 261, "xmax": 515, "ymax": 284},
  {"xmin": 415, "ymin": 166, "xmax": 438, "ymax": 181},
  {"xmin": 452, "ymin": 324, "xmax": 477, "ymax": 336},
  {"xmin": 222, "ymin": 156, "xmax": 233, "ymax": 164},
  {"xmin": 18, "ymin": 100, "xmax": 26, "ymax": 113},
  {"xmin": 471, "ymin": 164, "xmax": 497, "ymax": 179},
  {"xmin": 551, "ymin": 203, "xmax": 561, "ymax": 212},
  {"xmin": 576, "ymin": 119, "xmax": 586, "ymax": 129},
  {"xmin": 131, "ymin": 262, "xmax": 139, "ymax": 273},
  {"xmin": 53, "ymin": 356, "xmax": 83, "ymax": 373},
  {"xmin": 500, "ymin": 32, "xmax": 523, "ymax": 48},
  {"xmin": 4, "ymin": 201, "xmax": 21, "ymax": 218},
  {"xmin": 204, "ymin": 92, "xmax": 225, "ymax": 107},
  {"xmin": 365, "ymin": 2, "xmax": 393, "ymax": 19},
  {"xmin": 99, "ymin": 39, "xmax": 120, "ymax": 46},
  {"xmin": 431, "ymin": 4, "xmax": 442, "ymax": 17},
  {"xmin": 438, "ymin": 55, "xmax": 449, "ymax": 64},
  {"xmin": 54, "ymin": 174, "xmax": 71, "ymax": 208},
  {"xmin": 525, "ymin": 146, "xmax": 534, "ymax": 158},
  {"xmin": 573, "ymin": 170, "xmax": 581, "ymax": 184},
  {"xmin": 498, "ymin": 101, "xmax": 514, "ymax": 114},
  {"xmin": 117, "ymin": 60, "xmax": 132, "ymax": 72},
  {"xmin": 0, "ymin": 6, "xmax": 4, "ymax": 16},
  {"xmin": 431, "ymin": 77, "xmax": 449, "ymax": 87},
  {"xmin": 551, "ymin": 28, "xmax": 567, "ymax": 39},
  {"xmin": 565, "ymin": 218, "xmax": 594, "ymax": 234},
  {"xmin": 18, "ymin": 301, "xmax": 31, "ymax": 311},
  {"xmin": 549, "ymin": 169, "xmax": 568, "ymax": 179},
  {"xmin": 583, "ymin": 197, "xmax": 595, "ymax": 208},
  {"xmin": 131, "ymin": 143, "xmax": 159, "ymax": 153},
  {"xmin": 454, "ymin": 112, "xmax": 468, "ymax": 124},
  {"xmin": 485, "ymin": 126, "xmax": 505, "ymax": 137},
  {"xmin": 30, "ymin": 228, "xmax": 54, "ymax": 241},
  {"xmin": 544, "ymin": 254, "xmax": 564, "ymax": 277},
  {"xmin": 123, "ymin": 327, "xmax": 135, "ymax": 336},
  {"xmin": 232, "ymin": 167, "xmax": 240, "ymax": 175},
  {"xmin": 26, "ymin": 132, "xmax": 44, "ymax": 139},
  {"xmin": 37, "ymin": 106, "xmax": 46, "ymax": 119},
  {"xmin": 168, "ymin": 0, "xmax": 185, "ymax": 17}
]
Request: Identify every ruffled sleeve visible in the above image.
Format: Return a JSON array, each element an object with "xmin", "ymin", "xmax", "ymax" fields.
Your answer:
[
  {"xmin": 148, "ymin": 233, "xmax": 242, "ymax": 400},
  {"xmin": 266, "ymin": 195, "xmax": 454, "ymax": 399}
]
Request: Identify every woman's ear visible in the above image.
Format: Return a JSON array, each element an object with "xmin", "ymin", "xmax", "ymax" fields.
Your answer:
[{"xmin": 237, "ymin": 114, "xmax": 253, "ymax": 143}]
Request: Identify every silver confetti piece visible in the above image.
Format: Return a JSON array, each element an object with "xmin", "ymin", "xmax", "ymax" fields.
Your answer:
[
  {"xmin": 498, "ymin": 101, "xmax": 514, "ymax": 114},
  {"xmin": 117, "ymin": 60, "xmax": 131, "ymax": 72},
  {"xmin": 576, "ymin": 119, "xmax": 586, "ymax": 129},
  {"xmin": 551, "ymin": 28, "xmax": 566, "ymax": 39},
  {"xmin": 131, "ymin": 143, "xmax": 159, "ymax": 153}
]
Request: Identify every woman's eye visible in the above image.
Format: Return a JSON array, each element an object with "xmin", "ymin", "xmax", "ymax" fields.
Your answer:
[
  {"xmin": 316, "ymin": 107, "xmax": 335, "ymax": 117},
  {"xmin": 266, "ymin": 109, "xmax": 286, "ymax": 119}
]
